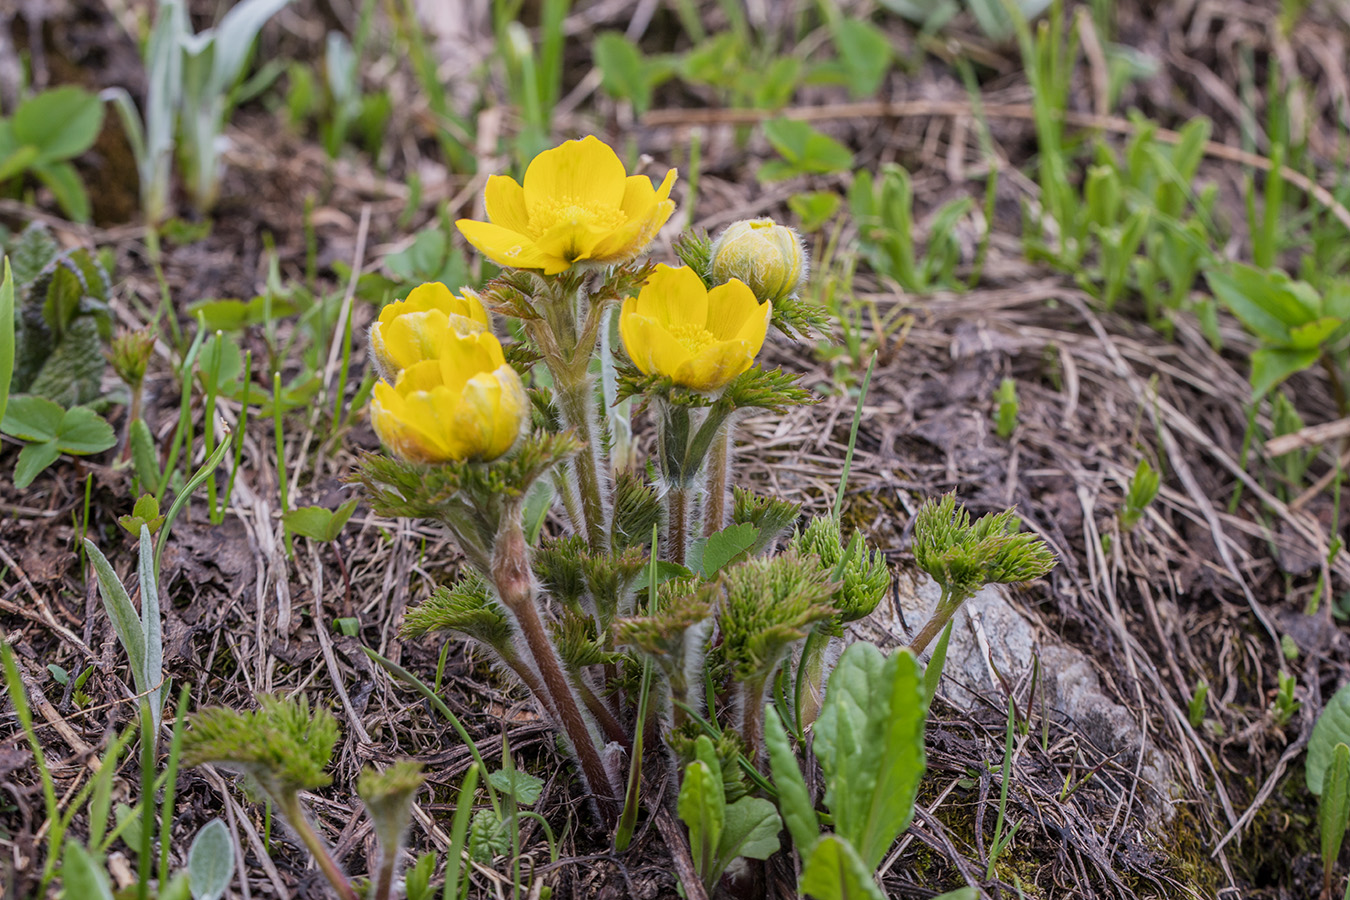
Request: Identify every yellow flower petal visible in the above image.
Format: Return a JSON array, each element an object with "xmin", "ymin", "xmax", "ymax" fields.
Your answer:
[
  {"xmin": 704, "ymin": 279, "xmax": 764, "ymax": 340},
  {"xmin": 522, "ymin": 136, "xmax": 627, "ymax": 220},
  {"xmin": 484, "ymin": 175, "xmax": 531, "ymax": 234},
  {"xmin": 635, "ymin": 264, "xmax": 708, "ymax": 330},
  {"xmin": 624, "ymin": 313, "xmax": 693, "ymax": 378},
  {"xmin": 676, "ymin": 339, "xmax": 755, "ymax": 391},
  {"xmin": 456, "ymin": 219, "xmax": 552, "ymax": 270},
  {"xmin": 372, "ymin": 380, "xmax": 452, "ymax": 462}
]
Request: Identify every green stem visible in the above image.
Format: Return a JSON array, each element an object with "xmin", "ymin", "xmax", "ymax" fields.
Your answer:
[
  {"xmin": 281, "ymin": 796, "xmax": 359, "ymax": 900},
  {"xmin": 794, "ymin": 629, "xmax": 830, "ymax": 731},
  {"xmin": 909, "ymin": 587, "xmax": 964, "ymax": 655}
]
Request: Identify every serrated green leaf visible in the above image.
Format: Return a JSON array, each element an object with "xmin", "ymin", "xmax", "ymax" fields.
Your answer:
[
  {"xmin": 487, "ymin": 769, "xmax": 543, "ymax": 806},
  {"xmin": 13, "ymin": 440, "xmax": 60, "ymax": 488},
  {"xmin": 813, "ymin": 644, "xmax": 928, "ymax": 870},
  {"xmin": 702, "ymin": 522, "xmax": 759, "ymax": 577},
  {"xmin": 1310, "ymin": 683, "xmax": 1350, "ymax": 794},
  {"xmin": 800, "ymin": 834, "xmax": 886, "ymax": 900},
  {"xmin": 188, "ymin": 817, "xmax": 235, "ymax": 900},
  {"xmin": 56, "ymin": 406, "xmax": 116, "ymax": 454},
  {"xmin": 2, "ymin": 394, "xmax": 63, "ymax": 441}
]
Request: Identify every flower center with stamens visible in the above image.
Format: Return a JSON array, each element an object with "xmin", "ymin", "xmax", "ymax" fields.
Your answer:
[
  {"xmin": 527, "ymin": 197, "xmax": 627, "ymax": 237},
  {"xmin": 667, "ymin": 323, "xmax": 717, "ymax": 356}
]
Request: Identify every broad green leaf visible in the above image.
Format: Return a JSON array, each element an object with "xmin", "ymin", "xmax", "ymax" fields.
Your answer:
[
  {"xmin": 56, "ymin": 407, "xmax": 117, "ymax": 454},
  {"xmin": 487, "ymin": 769, "xmax": 543, "ymax": 806},
  {"xmin": 0, "ymin": 259, "xmax": 13, "ymax": 429},
  {"xmin": 60, "ymin": 841, "xmax": 115, "ymax": 900},
  {"xmin": 1206, "ymin": 266, "xmax": 1316, "ymax": 343},
  {"xmin": 13, "ymin": 87, "xmax": 103, "ymax": 163},
  {"xmin": 197, "ymin": 331, "xmax": 244, "ymax": 388},
  {"xmin": 188, "ymin": 817, "xmax": 235, "ymax": 900},
  {"xmin": 813, "ymin": 643, "xmax": 928, "ymax": 870},
  {"xmin": 677, "ymin": 757, "xmax": 724, "ymax": 886},
  {"xmin": 1320, "ymin": 743, "xmax": 1350, "ymax": 880},
  {"xmin": 2, "ymin": 394, "xmax": 63, "ymax": 441},
  {"xmin": 84, "ymin": 538, "xmax": 148, "ymax": 698},
  {"xmin": 830, "ymin": 20, "xmax": 891, "ymax": 98},
  {"xmin": 160, "ymin": 872, "xmax": 192, "ymax": 900},
  {"xmin": 1287, "ymin": 317, "xmax": 1344, "ymax": 351},
  {"xmin": 594, "ymin": 32, "xmax": 648, "ymax": 111},
  {"xmin": 283, "ymin": 499, "xmax": 358, "ymax": 542},
  {"xmin": 1249, "ymin": 347, "xmax": 1320, "ymax": 399},
  {"xmin": 788, "ymin": 191, "xmax": 842, "ymax": 232},
  {"xmin": 714, "ymin": 796, "xmax": 782, "ymax": 874},
  {"xmin": 702, "ymin": 522, "xmax": 759, "ymax": 577},
  {"xmin": 1310, "ymin": 683, "xmax": 1350, "ymax": 794},
  {"xmin": 761, "ymin": 118, "xmax": 853, "ymax": 179},
  {"xmin": 765, "ymin": 707, "xmax": 818, "ymax": 852},
  {"xmin": 33, "ymin": 161, "xmax": 92, "ymax": 222},
  {"xmin": 119, "ymin": 493, "xmax": 165, "ymax": 536},
  {"xmin": 13, "ymin": 440, "xmax": 60, "ymax": 489},
  {"xmin": 800, "ymin": 834, "xmax": 886, "ymax": 900},
  {"xmin": 130, "ymin": 418, "xmax": 161, "ymax": 487},
  {"xmin": 0, "ymin": 144, "xmax": 38, "ymax": 182},
  {"xmin": 187, "ymin": 295, "xmax": 298, "ymax": 330},
  {"xmin": 468, "ymin": 807, "xmax": 511, "ymax": 862}
]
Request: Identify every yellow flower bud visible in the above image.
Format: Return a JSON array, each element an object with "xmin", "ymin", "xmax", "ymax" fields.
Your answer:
[
  {"xmin": 369, "ymin": 283, "xmax": 490, "ymax": 380},
  {"xmin": 709, "ymin": 218, "xmax": 807, "ymax": 304},
  {"xmin": 370, "ymin": 330, "xmax": 527, "ymax": 463},
  {"xmin": 619, "ymin": 264, "xmax": 771, "ymax": 393}
]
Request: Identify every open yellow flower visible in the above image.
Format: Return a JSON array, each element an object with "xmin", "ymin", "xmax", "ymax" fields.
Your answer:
[
  {"xmin": 456, "ymin": 136, "xmax": 677, "ymax": 276},
  {"xmin": 370, "ymin": 330, "xmax": 527, "ymax": 463},
  {"xmin": 619, "ymin": 264, "xmax": 771, "ymax": 392},
  {"xmin": 369, "ymin": 282, "xmax": 490, "ymax": 380}
]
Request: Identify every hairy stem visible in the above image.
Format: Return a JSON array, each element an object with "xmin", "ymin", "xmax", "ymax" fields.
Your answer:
[
  {"xmin": 908, "ymin": 587, "xmax": 964, "ymax": 655},
  {"xmin": 282, "ymin": 796, "xmax": 359, "ymax": 900},
  {"xmin": 492, "ymin": 512, "xmax": 619, "ymax": 819},
  {"xmin": 702, "ymin": 424, "xmax": 734, "ymax": 537},
  {"xmin": 666, "ymin": 482, "xmax": 694, "ymax": 566},
  {"xmin": 794, "ymin": 629, "xmax": 830, "ymax": 729},
  {"xmin": 554, "ymin": 370, "xmax": 611, "ymax": 554},
  {"xmin": 575, "ymin": 670, "xmax": 630, "ymax": 749}
]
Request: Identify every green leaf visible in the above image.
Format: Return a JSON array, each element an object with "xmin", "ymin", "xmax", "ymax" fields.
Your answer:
[
  {"xmin": 187, "ymin": 817, "xmax": 235, "ymax": 900},
  {"xmin": 1287, "ymin": 317, "xmax": 1344, "ymax": 350},
  {"xmin": 677, "ymin": 752, "xmax": 725, "ymax": 887},
  {"xmin": 283, "ymin": 498, "xmax": 358, "ymax": 542},
  {"xmin": 1, "ymin": 394, "xmax": 64, "ymax": 441},
  {"xmin": 468, "ymin": 807, "xmax": 511, "ymax": 862},
  {"xmin": 138, "ymin": 524, "xmax": 163, "ymax": 728},
  {"xmin": 799, "ymin": 834, "xmax": 886, "ymax": 900},
  {"xmin": 1249, "ymin": 347, "xmax": 1320, "ymax": 399},
  {"xmin": 187, "ymin": 295, "xmax": 298, "ymax": 330},
  {"xmin": 404, "ymin": 852, "xmax": 436, "ymax": 900},
  {"xmin": 1206, "ymin": 266, "xmax": 1317, "ymax": 344},
  {"xmin": 119, "ymin": 493, "xmax": 166, "ymax": 536},
  {"xmin": 487, "ymin": 769, "xmax": 543, "ymax": 806},
  {"xmin": 60, "ymin": 841, "xmax": 115, "ymax": 900},
  {"xmin": 813, "ymin": 643, "xmax": 928, "ymax": 870},
  {"xmin": 13, "ymin": 440, "xmax": 60, "ymax": 489},
  {"xmin": 0, "ymin": 144, "xmax": 39, "ymax": 182},
  {"xmin": 830, "ymin": 20, "xmax": 891, "ymax": 98},
  {"xmin": 1310, "ymin": 683, "xmax": 1350, "ymax": 794},
  {"xmin": 0, "ymin": 259, "xmax": 14, "ymax": 428},
  {"xmin": 788, "ymin": 191, "xmax": 842, "ymax": 232},
  {"xmin": 13, "ymin": 86, "xmax": 104, "ymax": 164},
  {"xmin": 761, "ymin": 118, "xmax": 853, "ymax": 180},
  {"xmin": 932, "ymin": 890, "xmax": 979, "ymax": 900},
  {"xmin": 702, "ymin": 522, "xmax": 760, "ymax": 577},
  {"xmin": 594, "ymin": 32, "xmax": 650, "ymax": 112},
  {"xmin": 765, "ymin": 707, "xmax": 818, "ymax": 852},
  {"xmin": 33, "ymin": 161, "xmax": 92, "ymax": 223},
  {"xmin": 83, "ymin": 538, "xmax": 148, "ymax": 699},
  {"xmin": 1320, "ymin": 743, "xmax": 1350, "ymax": 882},
  {"xmin": 56, "ymin": 407, "xmax": 117, "ymax": 454},
  {"xmin": 715, "ymin": 795, "xmax": 782, "ymax": 873},
  {"xmin": 130, "ymin": 418, "xmax": 161, "ymax": 487}
]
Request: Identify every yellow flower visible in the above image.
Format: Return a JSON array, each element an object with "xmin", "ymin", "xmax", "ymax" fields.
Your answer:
[
  {"xmin": 456, "ymin": 136, "xmax": 677, "ymax": 276},
  {"xmin": 370, "ymin": 330, "xmax": 527, "ymax": 463},
  {"xmin": 369, "ymin": 282, "xmax": 490, "ymax": 380},
  {"xmin": 619, "ymin": 264, "xmax": 771, "ymax": 392},
  {"xmin": 710, "ymin": 218, "xmax": 807, "ymax": 304}
]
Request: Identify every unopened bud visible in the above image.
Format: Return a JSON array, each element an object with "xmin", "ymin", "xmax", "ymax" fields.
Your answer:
[
  {"xmin": 109, "ymin": 328, "xmax": 156, "ymax": 389},
  {"xmin": 709, "ymin": 218, "xmax": 807, "ymax": 304}
]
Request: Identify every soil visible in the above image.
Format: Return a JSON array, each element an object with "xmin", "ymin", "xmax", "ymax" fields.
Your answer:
[{"xmin": 2, "ymin": 1, "xmax": 1349, "ymax": 898}]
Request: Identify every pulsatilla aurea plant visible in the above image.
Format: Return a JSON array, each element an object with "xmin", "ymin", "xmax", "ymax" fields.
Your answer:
[{"xmin": 331, "ymin": 135, "xmax": 1056, "ymax": 895}]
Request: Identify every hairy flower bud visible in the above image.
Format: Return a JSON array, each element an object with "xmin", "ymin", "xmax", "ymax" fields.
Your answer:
[
  {"xmin": 109, "ymin": 328, "xmax": 156, "ymax": 389},
  {"xmin": 709, "ymin": 218, "xmax": 807, "ymax": 304}
]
